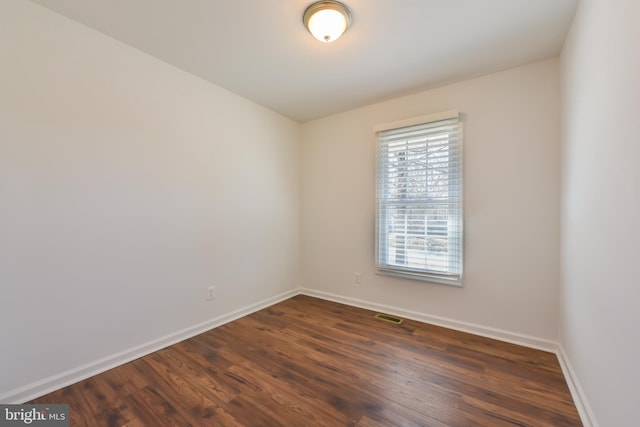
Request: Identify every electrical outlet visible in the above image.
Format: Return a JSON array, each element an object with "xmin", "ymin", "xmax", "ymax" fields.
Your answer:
[
  {"xmin": 354, "ymin": 272, "xmax": 361, "ymax": 284},
  {"xmin": 206, "ymin": 286, "xmax": 216, "ymax": 301}
]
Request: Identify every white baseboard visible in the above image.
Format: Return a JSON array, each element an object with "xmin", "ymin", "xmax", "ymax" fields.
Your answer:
[
  {"xmin": 2, "ymin": 286, "xmax": 597, "ymax": 427},
  {"xmin": 299, "ymin": 288, "xmax": 558, "ymax": 352},
  {"xmin": 0, "ymin": 288, "xmax": 298, "ymax": 404},
  {"xmin": 556, "ymin": 345, "xmax": 599, "ymax": 427}
]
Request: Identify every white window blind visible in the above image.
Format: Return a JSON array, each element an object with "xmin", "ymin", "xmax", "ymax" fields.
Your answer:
[{"xmin": 375, "ymin": 112, "xmax": 463, "ymax": 285}]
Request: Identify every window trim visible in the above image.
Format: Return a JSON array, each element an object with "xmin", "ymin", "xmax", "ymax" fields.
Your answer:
[
  {"xmin": 372, "ymin": 110, "xmax": 460, "ymax": 133},
  {"xmin": 374, "ymin": 110, "xmax": 464, "ymax": 286}
]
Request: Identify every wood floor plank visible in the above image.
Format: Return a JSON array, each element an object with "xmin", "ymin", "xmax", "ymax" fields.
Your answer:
[{"xmin": 30, "ymin": 295, "xmax": 582, "ymax": 426}]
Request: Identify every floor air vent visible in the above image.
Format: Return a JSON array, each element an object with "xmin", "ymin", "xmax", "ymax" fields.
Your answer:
[{"xmin": 374, "ymin": 313, "xmax": 404, "ymax": 325}]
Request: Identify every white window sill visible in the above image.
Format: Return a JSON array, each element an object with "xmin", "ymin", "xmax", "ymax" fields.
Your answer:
[{"xmin": 376, "ymin": 269, "xmax": 463, "ymax": 287}]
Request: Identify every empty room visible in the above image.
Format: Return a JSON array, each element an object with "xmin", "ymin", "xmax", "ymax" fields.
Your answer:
[{"xmin": 1, "ymin": 0, "xmax": 638, "ymax": 426}]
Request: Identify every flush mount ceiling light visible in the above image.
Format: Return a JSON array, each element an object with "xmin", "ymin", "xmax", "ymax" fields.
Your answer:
[{"xmin": 303, "ymin": 0, "xmax": 352, "ymax": 43}]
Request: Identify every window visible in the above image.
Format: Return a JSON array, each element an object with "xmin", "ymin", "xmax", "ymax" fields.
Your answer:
[{"xmin": 375, "ymin": 111, "xmax": 463, "ymax": 285}]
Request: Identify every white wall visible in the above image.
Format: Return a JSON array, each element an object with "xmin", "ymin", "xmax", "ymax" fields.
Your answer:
[
  {"xmin": 301, "ymin": 59, "xmax": 561, "ymax": 342},
  {"xmin": 0, "ymin": 0, "xmax": 300, "ymax": 401},
  {"xmin": 560, "ymin": 0, "xmax": 640, "ymax": 425}
]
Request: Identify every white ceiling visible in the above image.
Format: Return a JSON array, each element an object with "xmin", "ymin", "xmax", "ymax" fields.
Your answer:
[{"xmin": 30, "ymin": 0, "xmax": 578, "ymax": 122}]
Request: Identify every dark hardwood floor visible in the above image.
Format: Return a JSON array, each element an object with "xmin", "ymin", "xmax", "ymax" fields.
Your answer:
[{"xmin": 30, "ymin": 295, "xmax": 582, "ymax": 426}]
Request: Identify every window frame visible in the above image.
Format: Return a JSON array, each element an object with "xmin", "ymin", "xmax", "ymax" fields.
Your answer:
[{"xmin": 374, "ymin": 110, "xmax": 464, "ymax": 286}]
